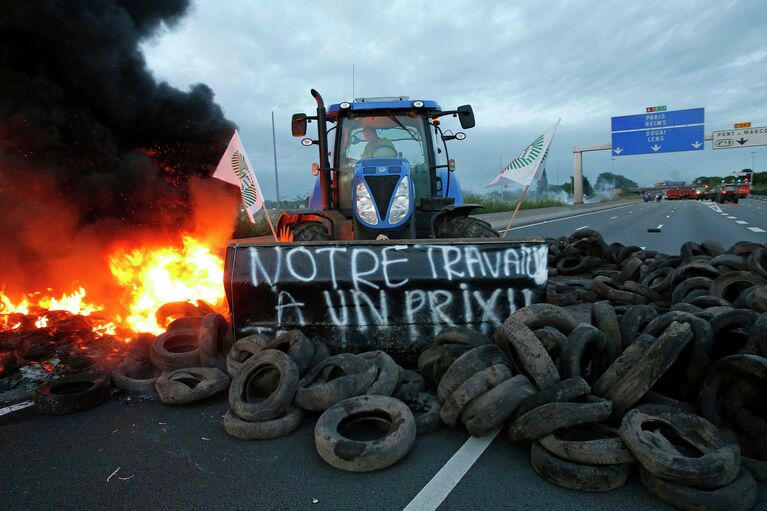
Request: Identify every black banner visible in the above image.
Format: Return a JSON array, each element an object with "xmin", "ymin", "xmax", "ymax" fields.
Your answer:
[{"xmin": 225, "ymin": 239, "xmax": 548, "ymax": 355}]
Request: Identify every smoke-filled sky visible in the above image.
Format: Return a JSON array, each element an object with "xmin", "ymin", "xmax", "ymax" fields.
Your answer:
[{"xmin": 141, "ymin": 0, "xmax": 767, "ymax": 196}]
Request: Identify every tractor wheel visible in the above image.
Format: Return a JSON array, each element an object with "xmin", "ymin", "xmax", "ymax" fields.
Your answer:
[
  {"xmin": 291, "ymin": 221, "xmax": 332, "ymax": 241},
  {"xmin": 435, "ymin": 216, "xmax": 499, "ymax": 238}
]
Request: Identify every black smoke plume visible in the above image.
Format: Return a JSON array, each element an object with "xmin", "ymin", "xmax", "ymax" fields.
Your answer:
[{"xmin": 0, "ymin": 1, "xmax": 237, "ymax": 294}]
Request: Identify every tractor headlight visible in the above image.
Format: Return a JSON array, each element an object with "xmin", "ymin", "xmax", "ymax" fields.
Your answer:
[
  {"xmin": 388, "ymin": 176, "xmax": 410, "ymax": 224},
  {"xmin": 355, "ymin": 179, "xmax": 378, "ymax": 225}
]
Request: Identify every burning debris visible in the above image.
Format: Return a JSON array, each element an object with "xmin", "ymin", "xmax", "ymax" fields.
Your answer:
[{"xmin": 0, "ymin": 1, "xmax": 237, "ymax": 394}]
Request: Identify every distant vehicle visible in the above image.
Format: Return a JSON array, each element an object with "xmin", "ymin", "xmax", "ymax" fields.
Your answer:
[
  {"xmin": 666, "ymin": 188, "xmax": 694, "ymax": 200},
  {"xmin": 714, "ymin": 184, "xmax": 739, "ymax": 204},
  {"xmin": 737, "ymin": 183, "xmax": 751, "ymax": 198},
  {"xmin": 699, "ymin": 187, "xmax": 715, "ymax": 201}
]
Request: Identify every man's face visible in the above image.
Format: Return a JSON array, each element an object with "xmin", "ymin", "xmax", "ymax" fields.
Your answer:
[{"xmin": 362, "ymin": 127, "xmax": 374, "ymax": 141}]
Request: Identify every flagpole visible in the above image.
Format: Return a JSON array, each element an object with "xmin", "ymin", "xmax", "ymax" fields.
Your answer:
[
  {"xmin": 501, "ymin": 184, "xmax": 530, "ymax": 238},
  {"xmin": 262, "ymin": 207, "xmax": 278, "ymax": 241}
]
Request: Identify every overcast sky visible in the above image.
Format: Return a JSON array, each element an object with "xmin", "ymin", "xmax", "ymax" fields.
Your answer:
[{"xmin": 142, "ymin": 0, "xmax": 767, "ymax": 199}]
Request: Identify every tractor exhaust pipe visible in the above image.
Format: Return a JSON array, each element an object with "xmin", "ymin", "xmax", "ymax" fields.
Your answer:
[{"xmin": 311, "ymin": 89, "xmax": 332, "ymax": 210}]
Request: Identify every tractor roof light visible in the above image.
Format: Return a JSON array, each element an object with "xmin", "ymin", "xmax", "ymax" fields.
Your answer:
[
  {"xmin": 413, "ymin": 100, "xmax": 424, "ymax": 108},
  {"xmin": 455, "ymin": 132, "xmax": 466, "ymax": 140},
  {"xmin": 340, "ymin": 102, "xmax": 351, "ymax": 109},
  {"xmin": 301, "ymin": 138, "xmax": 315, "ymax": 147},
  {"xmin": 311, "ymin": 163, "xmax": 319, "ymax": 176},
  {"xmin": 448, "ymin": 159, "xmax": 456, "ymax": 171}
]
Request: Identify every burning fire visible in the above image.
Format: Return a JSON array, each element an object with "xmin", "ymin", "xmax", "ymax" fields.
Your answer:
[
  {"xmin": 1, "ymin": 235, "xmax": 226, "ymax": 338},
  {"xmin": 108, "ymin": 235, "xmax": 226, "ymax": 334}
]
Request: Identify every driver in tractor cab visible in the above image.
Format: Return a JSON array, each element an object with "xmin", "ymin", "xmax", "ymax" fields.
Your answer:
[{"xmin": 361, "ymin": 126, "xmax": 397, "ymax": 159}]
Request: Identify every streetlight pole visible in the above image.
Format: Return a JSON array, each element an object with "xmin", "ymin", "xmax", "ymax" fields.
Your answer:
[{"xmin": 752, "ymin": 151, "xmax": 756, "ymax": 170}]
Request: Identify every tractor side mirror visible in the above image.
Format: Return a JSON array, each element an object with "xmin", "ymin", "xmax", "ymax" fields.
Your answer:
[
  {"xmin": 291, "ymin": 113, "xmax": 307, "ymax": 137},
  {"xmin": 457, "ymin": 105, "xmax": 475, "ymax": 129}
]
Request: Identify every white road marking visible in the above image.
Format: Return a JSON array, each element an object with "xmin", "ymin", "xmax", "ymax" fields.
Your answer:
[
  {"xmin": 736, "ymin": 221, "xmax": 749, "ymax": 224},
  {"xmin": 502, "ymin": 203, "xmax": 637, "ymax": 233},
  {"xmin": 403, "ymin": 430, "xmax": 501, "ymax": 511},
  {"xmin": 574, "ymin": 225, "xmax": 589, "ymax": 231},
  {"xmin": 0, "ymin": 401, "xmax": 34, "ymax": 416},
  {"xmin": 657, "ymin": 224, "xmax": 663, "ymax": 229},
  {"xmin": 748, "ymin": 227, "xmax": 766, "ymax": 233},
  {"xmin": 610, "ymin": 216, "xmax": 618, "ymax": 220},
  {"xmin": 666, "ymin": 215, "xmax": 671, "ymax": 218},
  {"xmin": 628, "ymin": 211, "xmax": 634, "ymax": 214},
  {"xmin": 727, "ymin": 216, "xmax": 737, "ymax": 219}
]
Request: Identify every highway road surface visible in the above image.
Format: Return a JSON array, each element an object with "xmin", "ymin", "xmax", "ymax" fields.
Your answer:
[
  {"xmin": 1, "ymin": 198, "xmax": 766, "ymax": 511},
  {"xmin": 502, "ymin": 198, "xmax": 767, "ymax": 253}
]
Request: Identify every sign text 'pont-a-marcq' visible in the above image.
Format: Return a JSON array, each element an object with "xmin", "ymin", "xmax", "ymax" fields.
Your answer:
[{"xmin": 225, "ymin": 241, "xmax": 548, "ymax": 352}]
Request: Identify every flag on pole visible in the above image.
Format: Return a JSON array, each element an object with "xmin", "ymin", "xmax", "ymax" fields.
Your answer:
[
  {"xmin": 486, "ymin": 119, "xmax": 561, "ymax": 188},
  {"xmin": 212, "ymin": 130, "xmax": 265, "ymax": 222}
]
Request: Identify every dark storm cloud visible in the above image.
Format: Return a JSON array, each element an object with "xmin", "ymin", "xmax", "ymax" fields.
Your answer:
[{"xmin": 142, "ymin": 0, "xmax": 767, "ymax": 197}]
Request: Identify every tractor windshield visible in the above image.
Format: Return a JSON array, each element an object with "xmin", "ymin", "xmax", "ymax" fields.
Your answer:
[{"xmin": 335, "ymin": 113, "xmax": 430, "ymax": 213}]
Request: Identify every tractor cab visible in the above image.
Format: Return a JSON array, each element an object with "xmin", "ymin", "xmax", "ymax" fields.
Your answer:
[{"xmin": 285, "ymin": 90, "xmax": 492, "ymax": 241}]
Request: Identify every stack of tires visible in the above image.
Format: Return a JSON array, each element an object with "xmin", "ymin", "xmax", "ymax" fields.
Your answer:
[{"xmin": 222, "ymin": 331, "xmax": 442, "ymax": 472}]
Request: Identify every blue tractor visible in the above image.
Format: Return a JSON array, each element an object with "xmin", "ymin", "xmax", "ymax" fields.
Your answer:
[{"xmin": 278, "ymin": 90, "xmax": 497, "ymax": 240}]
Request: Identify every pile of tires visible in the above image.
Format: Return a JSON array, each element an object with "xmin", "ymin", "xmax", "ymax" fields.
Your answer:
[
  {"xmin": 122, "ymin": 312, "xmax": 231, "ymax": 404},
  {"xmin": 222, "ymin": 331, "xmax": 438, "ymax": 472},
  {"xmin": 518, "ymin": 231, "xmax": 767, "ymax": 509}
]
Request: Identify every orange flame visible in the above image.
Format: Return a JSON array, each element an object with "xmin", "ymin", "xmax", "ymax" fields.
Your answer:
[{"xmin": 108, "ymin": 235, "xmax": 226, "ymax": 334}]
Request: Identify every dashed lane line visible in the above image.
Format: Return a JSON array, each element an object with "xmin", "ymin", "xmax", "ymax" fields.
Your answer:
[
  {"xmin": 574, "ymin": 225, "xmax": 589, "ymax": 231},
  {"xmin": 727, "ymin": 216, "xmax": 737, "ymax": 219},
  {"xmin": 657, "ymin": 224, "xmax": 663, "ymax": 229},
  {"xmin": 610, "ymin": 216, "xmax": 618, "ymax": 220},
  {"xmin": 403, "ymin": 429, "xmax": 501, "ymax": 511},
  {"xmin": 736, "ymin": 221, "xmax": 749, "ymax": 225},
  {"xmin": 501, "ymin": 203, "xmax": 638, "ymax": 233},
  {"xmin": 748, "ymin": 227, "xmax": 766, "ymax": 233}
]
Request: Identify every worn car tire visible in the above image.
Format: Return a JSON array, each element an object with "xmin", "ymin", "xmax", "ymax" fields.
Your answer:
[
  {"xmin": 360, "ymin": 350, "xmax": 400, "ymax": 396},
  {"xmin": 393, "ymin": 369, "xmax": 425, "ymax": 402},
  {"xmin": 559, "ymin": 324, "xmax": 610, "ymax": 384},
  {"xmin": 620, "ymin": 404, "xmax": 741, "ymax": 489},
  {"xmin": 437, "ymin": 344, "xmax": 509, "ymax": 402},
  {"xmin": 639, "ymin": 467, "xmax": 757, "ymax": 511},
  {"xmin": 508, "ymin": 303, "xmax": 577, "ymax": 334},
  {"xmin": 150, "ymin": 327, "xmax": 202, "ymax": 372},
  {"xmin": 710, "ymin": 271, "xmax": 766, "ymax": 303},
  {"xmin": 230, "ymin": 350, "xmax": 299, "ymax": 420},
  {"xmin": 432, "ymin": 327, "xmax": 490, "ymax": 347},
  {"xmin": 295, "ymin": 354, "xmax": 377, "ymax": 412},
  {"xmin": 406, "ymin": 392, "xmax": 442, "ymax": 435},
  {"xmin": 225, "ymin": 334, "xmax": 272, "ymax": 377},
  {"xmin": 592, "ymin": 334, "xmax": 655, "ymax": 397},
  {"xmin": 315, "ymin": 395, "xmax": 416, "ymax": 472},
  {"xmin": 111, "ymin": 358, "xmax": 161, "ymax": 394},
  {"xmin": 511, "ymin": 377, "xmax": 591, "ymax": 423},
  {"xmin": 530, "ymin": 442, "xmax": 630, "ymax": 492},
  {"xmin": 223, "ymin": 407, "xmax": 303, "ymax": 440},
  {"xmin": 539, "ymin": 423, "xmax": 635, "ymax": 465},
  {"xmin": 493, "ymin": 320, "xmax": 558, "ymax": 390},
  {"xmin": 266, "ymin": 330, "xmax": 315, "ymax": 375},
  {"xmin": 440, "ymin": 363, "xmax": 512, "ymax": 427},
  {"xmin": 603, "ymin": 321, "xmax": 693, "ymax": 418},
  {"xmin": 198, "ymin": 314, "xmax": 229, "ymax": 370},
  {"xmin": 619, "ymin": 305, "xmax": 658, "ymax": 349},
  {"xmin": 508, "ymin": 396, "xmax": 612, "ymax": 442},
  {"xmin": 34, "ymin": 372, "xmax": 111, "ymax": 415},
  {"xmin": 461, "ymin": 374, "xmax": 536, "ymax": 437},
  {"xmin": 591, "ymin": 301, "xmax": 622, "ymax": 363},
  {"xmin": 155, "ymin": 367, "xmax": 230, "ymax": 405},
  {"xmin": 418, "ymin": 343, "xmax": 473, "ymax": 387}
]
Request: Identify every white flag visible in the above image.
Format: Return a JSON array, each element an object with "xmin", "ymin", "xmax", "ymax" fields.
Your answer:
[
  {"xmin": 486, "ymin": 119, "xmax": 560, "ymax": 188},
  {"xmin": 211, "ymin": 130, "xmax": 265, "ymax": 222}
]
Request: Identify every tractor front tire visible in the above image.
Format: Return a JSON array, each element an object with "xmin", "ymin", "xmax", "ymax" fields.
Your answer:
[
  {"xmin": 291, "ymin": 222, "xmax": 332, "ymax": 241},
  {"xmin": 435, "ymin": 216, "xmax": 499, "ymax": 239}
]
